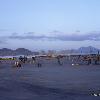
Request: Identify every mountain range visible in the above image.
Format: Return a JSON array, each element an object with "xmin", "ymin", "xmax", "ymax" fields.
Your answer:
[
  {"xmin": 0, "ymin": 48, "xmax": 39, "ymax": 56},
  {"xmin": 58, "ymin": 46, "xmax": 100, "ymax": 55},
  {"xmin": 78, "ymin": 46, "xmax": 99, "ymax": 54},
  {"xmin": 0, "ymin": 46, "xmax": 100, "ymax": 56}
]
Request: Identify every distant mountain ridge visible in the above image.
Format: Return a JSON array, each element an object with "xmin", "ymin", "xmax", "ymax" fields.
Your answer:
[
  {"xmin": 0, "ymin": 48, "xmax": 33, "ymax": 56},
  {"xmin": 0, "ymin": 46, "xmax": 100, "ymax": 56},
  {"xmin": 77, "ymin": 46, "xmax": 100, "ymax": 54},
  {"xmin": 59, "ymin": 46, "xmax": 100, "ymax": 55}
]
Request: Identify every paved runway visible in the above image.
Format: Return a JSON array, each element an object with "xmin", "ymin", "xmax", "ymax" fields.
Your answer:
[{"xmin": 0, "ymin": 58, "xmax": 100, "ymax": 100}]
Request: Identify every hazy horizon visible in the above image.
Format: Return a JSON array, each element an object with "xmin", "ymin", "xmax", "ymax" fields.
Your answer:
[
  {"xmin": 0, "ymin": 0, "xmax": 100, "ymax": 50},
  {"xmin": 0, "ymin": 46, "xmax": 99, "ymax": 52}
]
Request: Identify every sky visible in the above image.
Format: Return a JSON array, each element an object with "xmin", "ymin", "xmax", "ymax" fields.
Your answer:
[{"xmin": 0, "ymin": 0, "xmax": 100, "ymax": 50}]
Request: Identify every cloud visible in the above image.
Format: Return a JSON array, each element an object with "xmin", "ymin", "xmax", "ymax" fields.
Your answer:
[
  {"xmin": 1, "ymin": 31, "xmax": 100, "ymax": 41},
  {"xmin": 24, "ymin": 32, "xmax": 35, "ymax": 35},
  {"xmin": 54, "ymin": 32, "xmax": 100, "ymax": 41},
  {"xmin": 11, "ymin": 32, "xmax": 19, "ymax": 36},
  {"xmin": 9, "ymin": 35, "xmax": 48, "ymax": 40},
  {"xmin": 7, "ymin": 31, "xmax": 100, "ymax": 41}
]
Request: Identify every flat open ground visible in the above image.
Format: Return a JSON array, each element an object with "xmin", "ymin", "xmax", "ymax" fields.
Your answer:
[{"xmin": 0, "ymin": 58, "xmax": 100, "ymax": 100}]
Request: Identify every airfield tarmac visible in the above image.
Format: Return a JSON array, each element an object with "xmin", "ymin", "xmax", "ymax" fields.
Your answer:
[{"xmin": 0, "ymin": 58, "xmax": 100, "ymax": 100}]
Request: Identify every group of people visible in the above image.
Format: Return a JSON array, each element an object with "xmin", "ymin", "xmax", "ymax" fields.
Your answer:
[
  {"xmin": 71, "ymin": 54, "xmax": 100, "ymax": 65},
  {"xmin": 14, "ymin": 55, "xmax": 64, "ymax": 68},
  {"xmin": 13, "ymin": 54, "xmax": 100, "ymax": 68},
  {"xmin": 14, "ymin": 56, "xmax": 43, "ymax": 67},
  {"xmin": 1, "ymin": 54, "xmax": 100, "ymax": 68}
]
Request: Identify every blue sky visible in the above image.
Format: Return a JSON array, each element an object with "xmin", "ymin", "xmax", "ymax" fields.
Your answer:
[{"xmin": 0, "ymin": 0, "xmax": 100, "ymax": 50}]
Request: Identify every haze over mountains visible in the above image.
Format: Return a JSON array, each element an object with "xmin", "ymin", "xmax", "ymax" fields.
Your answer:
[{"xmin": 0, "ymin": 46, "xmax": 100, "ymax": 56}]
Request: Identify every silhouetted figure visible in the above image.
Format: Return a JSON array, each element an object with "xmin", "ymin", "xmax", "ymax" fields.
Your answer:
[
  {"xmin": 14, "ymin": 61, "xmax": 21, "ymax": 67},
  {"xmin": 19, "ymin": 56, "xmax": 23, "ymax": 62},
  {"xmin": 23, "ymin": 56, "xmax": 27, "ymax": 63},
  {"xmin": 36, "ymin": 57, "xmax": 42, "ymax": 67},
  {"xmin": 57, "ymin": 56, "xmax": 62, "ymax": 65},
  {"xmin": 94, "ymin": 56, "xmax": 99, "ymax": 65},
  {"xmin": 32, "ymin": 57, "xmax": 36, "ymax": 64},
  {"xmin": 94, "ymin": 59, "xmax": 98, "ymax": 65},
  {"xmin": 37, "ymin": 63, "xmax": 42, "ymax": 67},
  {"xmin": 88, "ymin": 58, "xmax": 91, "ymax": 65}
]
